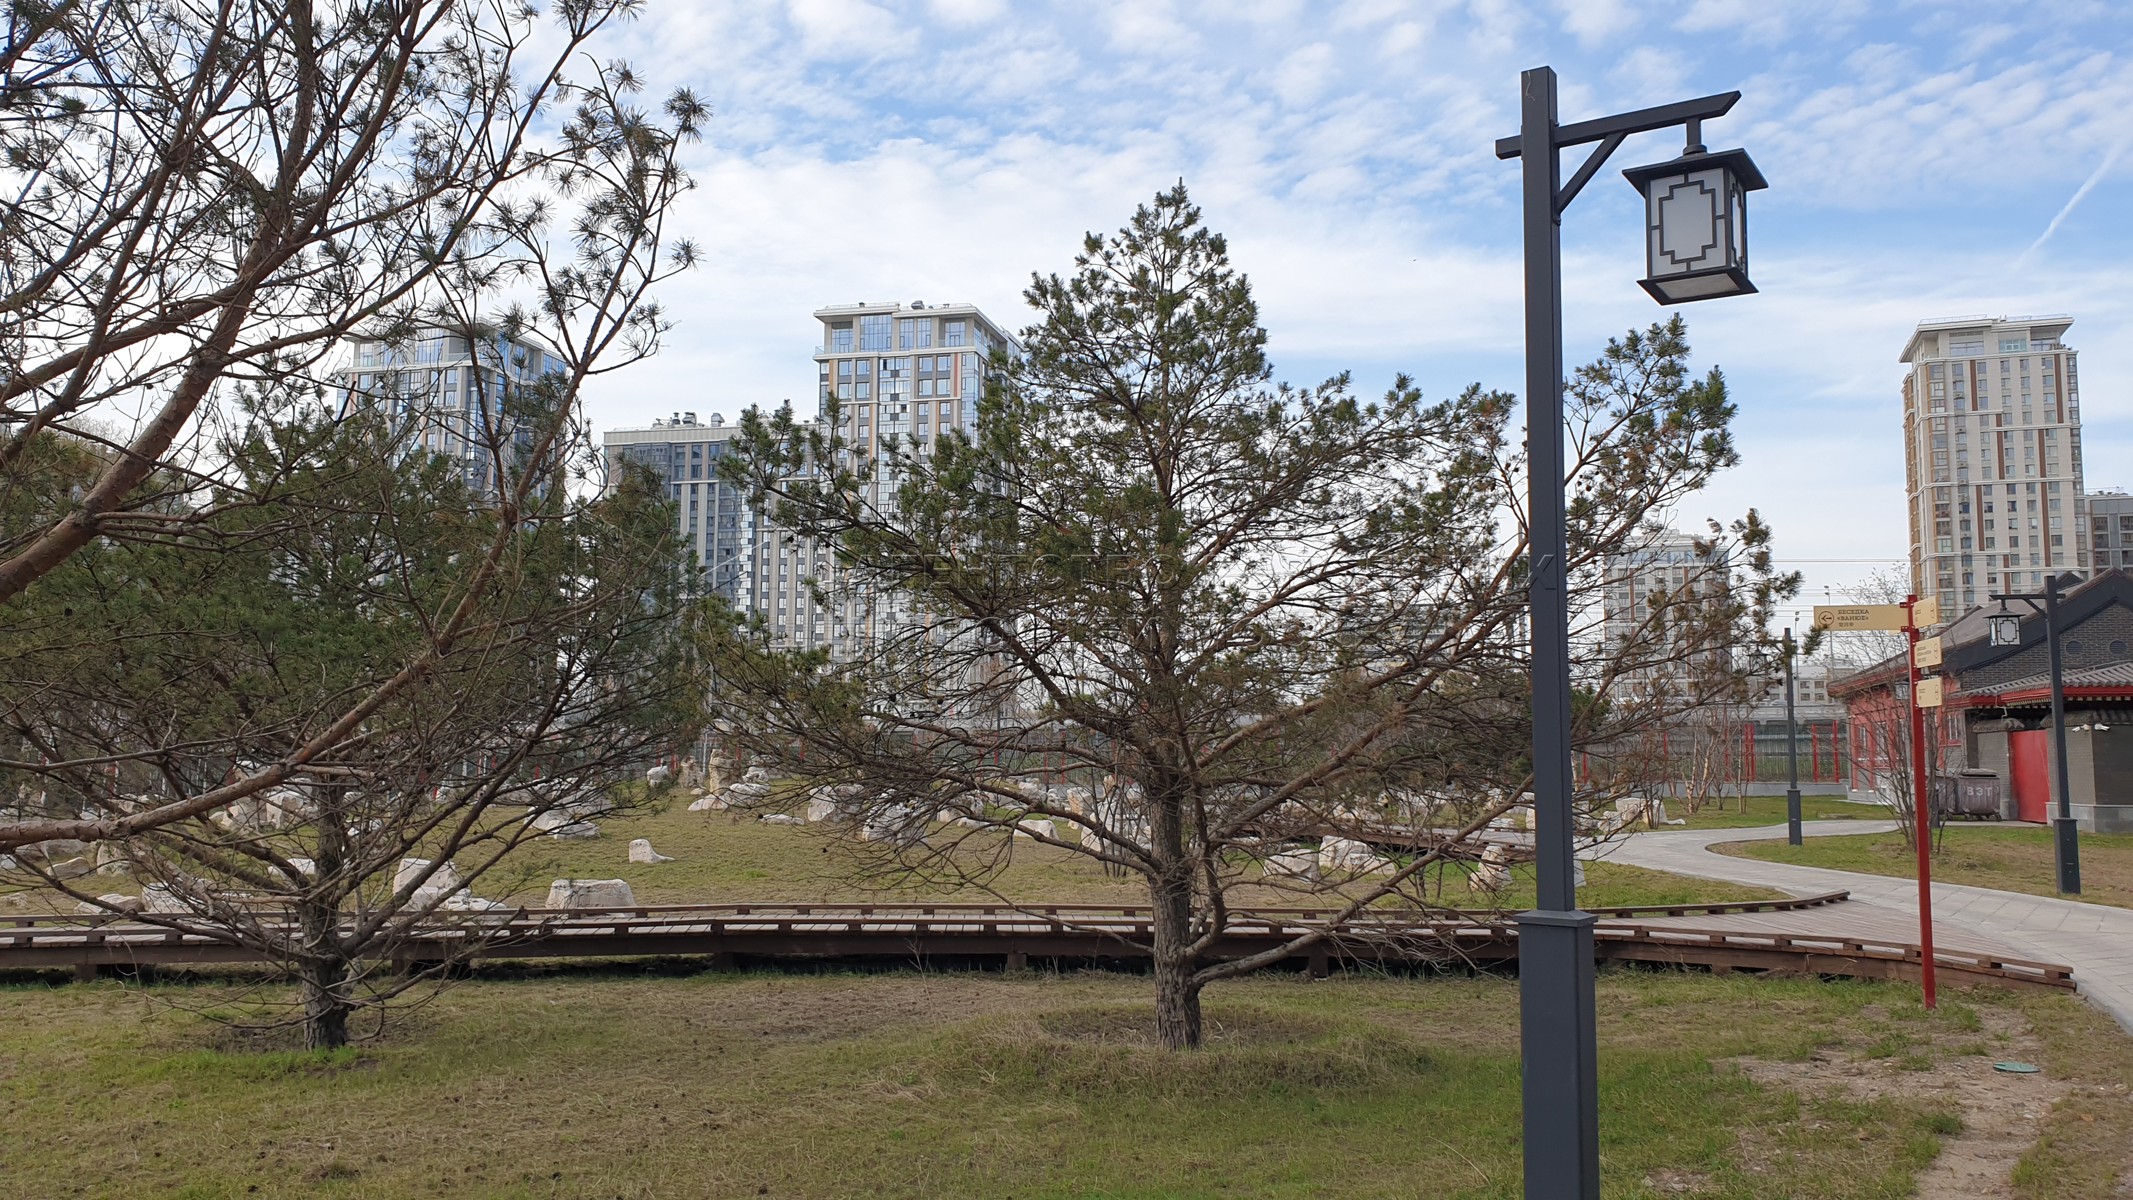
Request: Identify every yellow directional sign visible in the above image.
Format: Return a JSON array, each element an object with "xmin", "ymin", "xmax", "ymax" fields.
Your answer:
[
  {"xmin": 1916, "ymin": 677, "xmax": 1945, "ymax": 708},
  {"xmin": 1813, "ymin": 604, "xmax": 1909, "ymax": 631},
  {"xmin": 1914, "ymin": 635, "xmax": 1943, "ymax": 669},
  {"xmin": 1912, "ymin": 595, "xmax": 1943, "ymax": 627}
]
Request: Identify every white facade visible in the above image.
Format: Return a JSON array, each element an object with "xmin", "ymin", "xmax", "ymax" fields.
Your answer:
[
  {"xmin": 335, "ymin": 329, "xmax": 563, "ymax": 496},
  {"xmin": 603, "ymin": 300, "xmax": 1019, "ymax": 659},
  {"xmin": 1599, "ymin": 530, "xmax": 1730, "ymax": 697},
  {"xmin": 603, "ymin": 413, "xmax": 753, "ymax": 605},
  {"xmin": 776, "ymin": 301, "xmax": 1018, "ymax": 656},
  {"xmin": 1900, "ymin": 315, "xmax": 2085, "ymax": 616}
]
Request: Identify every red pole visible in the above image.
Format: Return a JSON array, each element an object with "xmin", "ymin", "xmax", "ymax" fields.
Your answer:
[
  {"xmin": 1743, "ymin": 721, "xmax": 1756, "ymax": 782},
  {"xmin": 1906, "ymin": 595, "xmax": 1938, "ymax": 1010}
]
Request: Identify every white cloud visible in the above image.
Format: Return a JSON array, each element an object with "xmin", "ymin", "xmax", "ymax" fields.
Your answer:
[
  {"xmin": 1270, "ymin": 43, "xmax": 1338, "ymax": 106},
  {"xmin": 926, "ymin": 0, "xmax": 1004, "ymax": 25},
  {"xmin": 577, "ymin": 2, "xmax": 2133, "ymax": 606},
  {"xmin": 785, "ymin": 0, "xmax": 912, "ymax": 59},
  {"xmin": 1559, "ymin": 0, "xmax": 1638, "ymax": 47}
]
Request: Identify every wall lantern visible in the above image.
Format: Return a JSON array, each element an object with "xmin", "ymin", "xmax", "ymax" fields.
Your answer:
[
  {"xmin": 1622, "ymin": 139, "xmax": 1768, "ymax": 304},
  {"xmin": 1988, "ymin": 613, "xmax": 2023, "ymax": 647}
]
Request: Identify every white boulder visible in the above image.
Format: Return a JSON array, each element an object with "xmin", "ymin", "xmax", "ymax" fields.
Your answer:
[
  {"xmin": 545, "ymin": 878, "xmax": 637, "ymax": 911},
  {"xmin": 74, "ymin": 893, "xmax": 143, "ymax": 916},
  {"xmin": 394, "ymin": 857, "xmax": 466, "ymax": 895},
  {"xmin": 140, "ymin": 883, "xmax": 190, "ymax": 914},
  {"xmin": 531, "ymin": 809, "xmax": 599, "ymax": 839},
  {"xmin": 1265, "ymin": 848, "xmax": 1319, "ymax": 881},
  {"xmin": 687, "ymin": 793, "xmax": 727, "ymax": 812},
  {"xmin": 759, "ymin": 813, "xmax": 804, "ymax": 826},
  {"xmin": 1014, "ymin": 818, "xmax": 1056, "ymax": 841},
  {"xmin": 628, "ymin": 838, "xmax": 674, "ymax": 864},
  {"xmin": 646, "ymin": 764, "xmax": 672, "ymax": 785},
  {"xmin": 805, "ymin": 795, "xmax": 836, "ymax": 823},
  {"xmin": 1318, "ymin": 836, "xmax": 1392, "ymax": 876},
  {"xmin": 440, "ymin": 889, "xmax": 510, "ymax": 912},
  {"xmin": 1468, "ymin": 843, "xmax": 1513, "ymax": 894},
  {"xmin": 742, "ymin": 766, "xmax": 772, "ymax": 784}
]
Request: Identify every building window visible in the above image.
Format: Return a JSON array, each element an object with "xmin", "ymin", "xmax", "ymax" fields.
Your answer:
[
  {"xmin": 898, "ymin": 318, "xmax": 932, "ymax": 350},
  {"xmin": 860, "ymin": 314, "xmax": 890, "ymax": 351},
  {"xmin": 943, "ymin": 320, "xmax": 967, "ymax": 347}
]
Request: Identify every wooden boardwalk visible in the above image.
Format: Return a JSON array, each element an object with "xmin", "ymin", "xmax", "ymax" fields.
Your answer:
[{"xmin": 0, "ymin": 891, "xmax": 2073, "ymax": 993}]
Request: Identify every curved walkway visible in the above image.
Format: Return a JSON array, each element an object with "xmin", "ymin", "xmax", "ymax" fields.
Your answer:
[{"xmin": 1599, "ymin": 820, "xmax": 2133, "ymax": 1033}]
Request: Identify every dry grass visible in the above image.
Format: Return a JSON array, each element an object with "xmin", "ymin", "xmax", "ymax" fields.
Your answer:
[
  {"xmin": 1720, "ymin": 826, "xmax": 2133, "ymax": 909},
  {"xmin": 9, "ymin": 967, "xmax": 2122, "ymax": 1198},
  {"xmin": 499, "ymin": 799, "xmax": 1784, "ymax": 912}
]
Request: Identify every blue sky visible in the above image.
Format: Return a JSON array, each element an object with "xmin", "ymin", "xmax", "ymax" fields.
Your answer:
[{"xmin": 586, "ymin": 0, "xmax": 2133, "ymax": 623}]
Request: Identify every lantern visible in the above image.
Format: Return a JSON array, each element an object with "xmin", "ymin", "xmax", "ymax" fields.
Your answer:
[
  {"xmin": 1988, "ymin": 612, "xmax": 2022, "ymax": 647},
  {"xmin": 1621, "ymin": 146, "xmax": 1768, "ymax": 304}
]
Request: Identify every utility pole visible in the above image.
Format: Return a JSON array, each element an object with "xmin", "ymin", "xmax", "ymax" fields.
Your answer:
[{"xmin": 1785, "ymin": 627, "xmax": 1802, "ymax": 846}]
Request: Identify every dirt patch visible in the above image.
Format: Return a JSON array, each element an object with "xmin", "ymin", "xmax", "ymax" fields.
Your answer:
[{"xmin": 1728, "ymin": 1004, "xmax": 2066, "ymax": 1199}]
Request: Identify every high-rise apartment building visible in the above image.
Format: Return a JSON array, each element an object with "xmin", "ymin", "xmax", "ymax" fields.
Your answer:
[
  {"xmin": 1900, "ymin": 316, "xmax": 2084, "ymax": 615},
  {"xmin": 336, "ymin": 328, "xmax": 564, "ymax": 495},
  {"xmin": 1599, "ymin": 530, "xmax": 1731, "ymax": 697},
  {"xmin": 2086, "ymin": 491, "xmax": 2133, "ymax": 573},
  {"xmin": 603, "ymin": 412, "xmax": 753, "ymax": 605},
  {"xmin": 781, "ymin": 301, "xmax": 1019, "ymax": 658},
  {"xmin": 601, "ymin": 300, "xmax": 1019, "ymax": 657}
]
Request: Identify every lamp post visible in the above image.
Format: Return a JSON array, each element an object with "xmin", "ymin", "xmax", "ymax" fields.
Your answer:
[
  {"xmin": 1988, "ymin": 575, "xmax": 2082, "ymax": 894},
  {"xmin": 1496, "ymin": 68, "xmax": 1766, "ymax": 1199},
  {"xmin": 1785, "ymin": 627, "xmax": 1803, "ymax": 846}
]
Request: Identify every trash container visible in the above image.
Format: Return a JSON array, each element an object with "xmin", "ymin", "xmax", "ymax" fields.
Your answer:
[{"xmin": 1934, "ymin": 769, "xmax": 2003, "ymax": 821}]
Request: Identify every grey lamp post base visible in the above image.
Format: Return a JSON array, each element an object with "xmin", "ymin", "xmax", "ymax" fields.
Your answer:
[
  {"xmin": 2055, "ymin": 815, "xmax": 2083, "ymax": 894},
  {"xmin": 1786, "ymin": 787, "xmax": 1803, "ymax": 846},
  {"xmin": 1517, "ymin": 908, "xmax": 1602, "ymax": 1200}
]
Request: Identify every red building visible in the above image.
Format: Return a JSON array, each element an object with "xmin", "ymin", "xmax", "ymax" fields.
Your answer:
[{"xmin": 1830, "ymin": 571, "xmax": 2133, "ymax": 830}]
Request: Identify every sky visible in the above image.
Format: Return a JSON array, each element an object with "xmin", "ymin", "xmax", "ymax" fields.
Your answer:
[{"xmin": 578, "ymin": 0, "xmax": 2133, "ymax": 629}]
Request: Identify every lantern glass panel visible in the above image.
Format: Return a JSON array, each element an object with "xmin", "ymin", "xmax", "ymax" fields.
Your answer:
[
  {"xmin": 1623, "ymin": 147, "xmax": 1766, "ymax": 305},
  {"xmin": 1646, "ymin": 165, "xmax": 1731, "ymax": 281}
]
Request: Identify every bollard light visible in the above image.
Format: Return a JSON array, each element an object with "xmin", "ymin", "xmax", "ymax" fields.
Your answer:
[{"xmin": 1622, "ymin": 145, "xmax": 1767, "ymax": 304}]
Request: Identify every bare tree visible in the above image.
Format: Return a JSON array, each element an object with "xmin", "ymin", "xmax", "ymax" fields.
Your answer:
[
  {"xmin": 0, "ymin": 0, "xmax": 706, "ymax": 855},
  {"xmin": 3, "ymin": 413, "xmax": 705, "ymax": 1047},
  {"xmin": 1822, "ymin": 566, "xmax": 1940, "ymax": 847},
  {"xmin": 707, "ymin": 187, "xmax": 1798, "ymax": 1049},
  {"xmin": 0, "ymin": 6, "xmax": 712, "ymax": 1045}
]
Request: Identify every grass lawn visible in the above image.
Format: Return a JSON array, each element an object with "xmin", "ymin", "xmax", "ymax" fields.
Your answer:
[
  {"xmin": 504, "ymin": 799, "xmax": 1783, "ymax": 912},
  {"xmin": 1718, "ymin": 825, "xmax": 2133, "ymax": 908},
  {"xmin": 4, "ymin": 967, "xmax": 2129, "ymax": 1198},
  {"xmin": 1665, "ymin": 793, "xmax": 1890, "ymax": 830}
]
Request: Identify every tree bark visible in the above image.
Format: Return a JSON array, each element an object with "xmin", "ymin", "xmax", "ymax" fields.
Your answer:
[
  {"xmin": 301, "ymin": 955, "xmax": 352, "ymax": 1050},
  {"xmin": 1150, "ymin": 870, "xmax": 1202, "ymax": 1050},
  {"xmin": 297, "ymin": 876, "xmax": 352, "ymax": 1050}
]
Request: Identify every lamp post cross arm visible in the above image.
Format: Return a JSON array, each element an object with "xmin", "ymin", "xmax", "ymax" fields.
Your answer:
[{"xmin": 1494, "ymin": 90, "xmax": 1741, "ymax": 160}]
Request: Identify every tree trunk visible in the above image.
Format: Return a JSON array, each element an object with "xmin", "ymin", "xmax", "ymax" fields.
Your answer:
[
  {"xmin": 301, "ymin": 956, "xmax": 352, "ymax": 1050},
  {"xmin": 296, "ymin": 887, "xmax": 352, "ymax": 1050},
  {"xmin": 1150, "ymin": 871, "xmax": 1202, "ymax": 1050}
]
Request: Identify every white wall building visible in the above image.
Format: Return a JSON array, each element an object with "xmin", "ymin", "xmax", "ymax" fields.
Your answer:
[
  {"xmin": 1900, "ymin": 315, "xmax": 2085, "ymax": 616},
  {"xmin": 603, "ymin": 412, "xmax": 753, "ymax": 605},
  {"xmin": 1599, "ymin": 530, "xmax": 1730, "ymax": 698},
  {"xmin": 335, "ymin": 328, "xmax": 564, "ymax": 496},
  {"xmin": 600, "ymin": 300, "xmax": 1019, "ymax": 659}
]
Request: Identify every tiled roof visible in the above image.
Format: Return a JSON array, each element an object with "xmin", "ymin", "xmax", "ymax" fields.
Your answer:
[{"xmin": 1964, "ymin": 660, "xmax": 2133, "ymax": 698}]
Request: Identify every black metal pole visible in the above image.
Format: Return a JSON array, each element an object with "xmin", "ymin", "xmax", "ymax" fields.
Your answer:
[
  {"xmin": 1513, "ymin": 65, "xmax": 1601, "ymax": 1200},
  {"xmin": 1785, "ymin": 627, "xmax": 1802, "ymax": 845},
  {"xmin": 2044, "ymin": 578, "xmax": 2082, "ymax": 894}
]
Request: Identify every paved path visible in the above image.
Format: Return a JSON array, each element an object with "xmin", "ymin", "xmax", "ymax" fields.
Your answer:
[{"xmin": 1598, "ymin": 820, "xmax": 2133, "ymax": 1033}]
